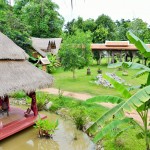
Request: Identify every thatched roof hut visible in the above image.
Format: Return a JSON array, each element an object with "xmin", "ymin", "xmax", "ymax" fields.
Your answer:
[
  {"xmin": 0, "ymin": 32, "xmax": 53, "ymax": 97},
  {"xmin": 31, "ymin": 37, "xmax": 62, "ymax": 57}
]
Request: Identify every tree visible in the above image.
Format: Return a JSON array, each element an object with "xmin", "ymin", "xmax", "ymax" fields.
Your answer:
[
  {"xmin": 0, "ymin": 0, "xmax": 31, "ymax": 51},
  {"xmin": 82, "ymin": 18, "xmax": 97, "ymax": 33},
  {"xmin": 93, "ymin": 24, "xmax": 108, "ymax": 43},
  {"xmin": 14, "ymin": 0, "xmax": 64, "ymax": 38},
  {"xmin": 129, "ymin": 18, "xmax": 150, "ymax": 43},
  {"xmin": 115, "ymin": 19, "xmax": 131, "ymax": 41},
  {"xmin": 86, "ymin": 31, "xmax": 150, "ymax": 150},
  {"xmin": 64, "ymin": 19, "xmax": 77, "ymax": 35},
  {"xmin": 95, "ymin": 14, "xmax": 117, "ymax": 41},
  {"xmin": 59, "ymin": 30, "xmax": 93, "ymax": 78}
]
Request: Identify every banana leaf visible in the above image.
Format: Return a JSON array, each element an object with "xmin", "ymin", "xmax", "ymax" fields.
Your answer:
[
  {"xmin": 133, "ymin": 69, "xmax": 150, "ymax": 78},
  {"xmin": 86, "ymin": 95, "xmax": 124, "ymax": 104},
  {"xmin": 108, "ymin": 62, "xmax": 149, "ymax": 70},
  {"xmin": 93, "ymin": 117, "xmax": 133, "ymax": 143},
  {"xmin": 114, "ymin": 85, "xmax": 150, "ymax": 112},
  {"xmin": 86, "ymin": 101, "xmax": 125, "ymax": 134},
  {"xmin": 126, "ymin": 31, "xmax": 150, "ymax": 58},
  {"xmin": 103, "ymin": 74, "xmax": 131, "ymax": 99}
]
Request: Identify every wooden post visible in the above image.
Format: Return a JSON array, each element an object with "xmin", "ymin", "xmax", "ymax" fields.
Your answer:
[
  {"xmin": 132, "ymin": 51, "xmax": 135, "ymax": 62},
  {"xmin": 4, "ymin": 95, "xmax": 9, "ymax": 111},
  {"xmin": 99, "ymin": 51, "xmax": 102, "ymax": 65},
  {"xmin": 108, "ymin": 51, "xmax": 110, "ymax": 64},
  {"xmin": 125, "ymin": 51, "xmax": 127, "ymax": 61},
  {"xmin": 111, "ymin": 51, "xmax": 115, "ymax": 63},
  {"xmin": 0, "ymin": 97, "xmax": 2, "ymax": 107},
  {"xmin": 119, "ymin": 51, "xmax": 122, "ymax": 62},
  {"xmin": 28, "ymin": 92, "xmax": 38, "ymax": 116}
]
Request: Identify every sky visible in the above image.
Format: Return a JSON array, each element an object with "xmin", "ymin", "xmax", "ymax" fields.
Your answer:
[
  {"xmin": 52, "ymin": 0, "xmax": 150, "ymax": 25},
  {"xmin": 11, "ymin": 0, "xmax": 150, "ymax": 25}
]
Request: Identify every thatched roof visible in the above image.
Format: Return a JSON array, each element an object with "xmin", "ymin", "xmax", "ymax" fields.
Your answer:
[
  {"xmin": 0, "ymin": 32, "xmax": 53, "ymax": 97},
  {"xmin": 31, "ymin": 37, "xmax": 62, "ymax": 57},
  {"xmin": 0, "ymin": 32, "xmax": 28, "ymax": 60}
]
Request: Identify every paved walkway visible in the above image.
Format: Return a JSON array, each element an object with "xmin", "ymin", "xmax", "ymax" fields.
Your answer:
[{"xmin": 40, "ymin": 87, "xmax": 149, "ymax": 125}]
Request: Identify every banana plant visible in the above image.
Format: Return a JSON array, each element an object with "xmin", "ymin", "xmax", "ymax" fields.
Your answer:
[
  {"xmin": 86, "ymin": 78, "xmax": 150, "ymax": 149},
  {"xmin": 86, "ymin": 31, "xmax": 150, "ymax": 150}
]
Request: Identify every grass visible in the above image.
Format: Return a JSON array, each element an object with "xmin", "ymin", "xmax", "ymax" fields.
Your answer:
[
  {"xmin": 104, "ymin": 126, "xmax": 146, "ymax": 150},
  {"xmin": 11, "ymin": 90, "xmax": 146, "ymax": 150},
  {"xmin": 52, "ymin": 62, "xmax": 147, "ymax": 97},
  {"xmin": 50, "ymin": 61, "xmax": 147, "ymax": 149},
  {"xmin": 11, "ymin": 60, "xmax": 148, "ymax": 150}
]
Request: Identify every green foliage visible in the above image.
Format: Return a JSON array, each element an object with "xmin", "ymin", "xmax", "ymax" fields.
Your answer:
[
  {"xmin": 86, "ymin": 95, "xmax": 124, "ymax": 104},
  {"xmin": 103, "ymin": 74, "xmax": 132, "ymax": 98},
  {"xmin": 93, "ymin": 24, "xmax": 108, "ymax": 43},
  {"xmin": 46, "ymin": 54, "xmax": 61, "ymax": 73},
  {"xmin": 0, "ymin": 2, "xmax": 31, "ymax": 51},
  {"xmin": 95, "ymin": 14, "xmax": 117, "ymax": 41},
  {"xmin": 127, "ymin": 31, "xmax": 150, "ymax": 58},
  {"xmin": 59, "ymin": 30, "xmax": 93, "ymax": 78},
  {"xmin": 115, "ymin": 19, "xmax": 130, "ymax": 41},
  {"xmin": 28, "ymin": 56, "xmax": 38, "ymax": 63},
  {"xmin": 128, "ymin": 18, "xmax": 150, "ymax": 43},
  {"xmin": 36, "ymin": 92, "xmax": 49, "ymax": 111},
  {"xmin": 70, "ymin": 106, "xmax": 88, "ymax": 130},
  {"xmin": 14, "ymin": 0, "xmax": 64, "ymax": 38},
  {"xmin": 34, "ymin": 118, "xmax": 58, "ymax": 138},
  {"xmin": 10, "ymin": 91, "xmax": 27, "ymax": 99},
  {"xmin": 86, "ymin": 32, "xmax": 150, "ymax": 149},
  {"xmin": 93, "ymin": 118, "xmax": 134, "ymax": 143}
]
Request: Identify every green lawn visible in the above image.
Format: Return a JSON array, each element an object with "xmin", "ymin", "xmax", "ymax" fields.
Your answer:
[
  {"xmin": 52, "ymin": 63, "xmax": 147, "ymax": 97},
  {"xmin": 49, "ymin": 60, "xmax": 148, "ymax": 150}
]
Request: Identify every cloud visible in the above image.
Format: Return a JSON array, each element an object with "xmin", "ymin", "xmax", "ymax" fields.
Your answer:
[{"xmin": 53, "ymin": 0, "xmax": 150, "ymax": 25}]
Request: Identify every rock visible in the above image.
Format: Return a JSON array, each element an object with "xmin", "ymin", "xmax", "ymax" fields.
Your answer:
[{"xmin": 44, "ymin": 101, "xmax": 53, "ymax": 110}]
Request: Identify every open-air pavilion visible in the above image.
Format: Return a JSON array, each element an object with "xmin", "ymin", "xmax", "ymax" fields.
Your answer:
[
  {"xmin": 0, "ymin": 32, "xmax": 53, "ymax": 140},
  {"xmin": 91, "ymin": 41, "xmax": 150, "ymax": 64}
]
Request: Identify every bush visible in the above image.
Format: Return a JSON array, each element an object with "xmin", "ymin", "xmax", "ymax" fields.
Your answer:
[
  {"xmin": 36, "ymin": 92, "xmax": 50, "ymax": 111},
  {"xmin": 10, "ymin": 91, "xmax": 27, "ymax": 99},
  {"xmin": 70, "ymin": 106, "xmax": 88, "ymax": 130},
  {"xmin": 34, "ymin": 118, "xmax": 58, "ymax": 138}
]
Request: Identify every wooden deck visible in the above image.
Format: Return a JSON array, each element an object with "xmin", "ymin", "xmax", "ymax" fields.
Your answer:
[{"xmin": 0, "ymin": 106, "xmax": 47, "ymax": 141}]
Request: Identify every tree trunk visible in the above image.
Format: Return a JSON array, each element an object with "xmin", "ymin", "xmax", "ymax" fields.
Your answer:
[{"xmin": 72, "ymin": 69, "xmax": 75, "ymax": 79}]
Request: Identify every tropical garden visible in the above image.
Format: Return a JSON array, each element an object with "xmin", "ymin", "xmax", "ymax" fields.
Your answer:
[{"xmin": 1, "ymin": 0, "xmax": 150, "ymax": 150}]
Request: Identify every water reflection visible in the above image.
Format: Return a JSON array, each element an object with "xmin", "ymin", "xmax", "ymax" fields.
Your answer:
[{"xmin": 0, "ymin": 111, "xmax": 95, "ymax": 150}]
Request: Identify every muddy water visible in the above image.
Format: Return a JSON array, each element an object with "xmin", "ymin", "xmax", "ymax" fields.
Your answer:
[{"xmin": 0, "ymin": 111, "xmax": 96, "ymax": 150}]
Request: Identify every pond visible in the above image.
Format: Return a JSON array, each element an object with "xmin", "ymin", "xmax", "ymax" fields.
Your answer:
[{"xmin": 0, "ymin": 111, "xmax": 96, "ymax": 150}]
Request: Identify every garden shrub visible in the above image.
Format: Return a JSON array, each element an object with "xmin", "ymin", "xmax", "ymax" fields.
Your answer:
[
  {"xmin": 10, "ymin": 91, "xmax": 27, "ymax": 99},
  {"xmin": 34, "ymin": 118, "xmax": 58, "ymax": 138},
  {"xmin": 69, "ymin": 106, "xmax": 88, "ymax": 130}
]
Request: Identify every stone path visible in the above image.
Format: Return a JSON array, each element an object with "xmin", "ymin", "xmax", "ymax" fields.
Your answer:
[{"xmin": 40, "ymin": 87, "xmax": 149, "ymax": 125}]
